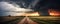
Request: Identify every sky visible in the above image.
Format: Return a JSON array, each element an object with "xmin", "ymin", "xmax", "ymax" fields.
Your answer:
[
  {"xmin": 0, "ymin": 1, "xmax": 33, "ymax": 16},
  {"xmin": 0, "ymin": 0, "xmax": 60, "ymax": 16}
]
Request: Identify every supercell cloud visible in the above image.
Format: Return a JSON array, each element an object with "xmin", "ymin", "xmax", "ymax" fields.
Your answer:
[{"xmin": 0, "ymin": 1, "xmax": 33, "ymax": 16}]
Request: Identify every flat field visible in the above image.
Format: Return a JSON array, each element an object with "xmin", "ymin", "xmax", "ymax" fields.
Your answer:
[
  {"xmin": 0, "ymin": 16, "xmax": 25, "ymax": 24},
  {"xmin": 0, "ymin": 16, "xmax": 60, "ymax": 24},
  {"xmin": 29, "ymin": 16, "xmax": 60, "ymax": 24}
]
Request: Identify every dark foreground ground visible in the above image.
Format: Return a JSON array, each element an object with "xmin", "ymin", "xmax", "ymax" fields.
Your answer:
[
  {"xmin": 0, "ymin": 16, "xmax": 25, "ymax": 24},
  {"xmin": 0, "ymin": 16, "xmax": 60, "ymax": 24}
]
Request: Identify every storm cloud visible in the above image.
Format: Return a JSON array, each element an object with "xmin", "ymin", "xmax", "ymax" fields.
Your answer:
[{"xmin": 0, "ymin": 1, "xmax": 33, "ymax": 16}]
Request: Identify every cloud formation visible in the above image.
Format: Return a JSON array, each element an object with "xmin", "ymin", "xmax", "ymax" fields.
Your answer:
[{"xmin": 0, "ymin": 1, "xmax": 33, "ymax": 16}]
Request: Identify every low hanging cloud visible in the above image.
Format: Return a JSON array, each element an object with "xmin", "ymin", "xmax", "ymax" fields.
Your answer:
[{"xmin": 0, "ymin": 1, "xmax": 33, "ymax": 16}]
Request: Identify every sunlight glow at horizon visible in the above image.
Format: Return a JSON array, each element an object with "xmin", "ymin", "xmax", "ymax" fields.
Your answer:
[
  {"xmin": 49, "ymin": 9, "xmax": 60, "ymax": 16},
  {"xmin": 22, "ymin": 12, "xmax": 39, "ymax": 16}
]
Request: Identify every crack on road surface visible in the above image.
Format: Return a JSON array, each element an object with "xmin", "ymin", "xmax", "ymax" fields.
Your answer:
[{"xmin": 17, "ymin": 16, "xmax": 38, "ymax": 24}]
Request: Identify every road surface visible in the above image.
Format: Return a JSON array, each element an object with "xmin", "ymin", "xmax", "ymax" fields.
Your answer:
[{"xmin": 18, "ymin": 16, "xmax": 38, "ymax": 24}]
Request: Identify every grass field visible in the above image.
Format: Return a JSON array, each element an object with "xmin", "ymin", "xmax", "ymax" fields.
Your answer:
[
  {"xmin": 0, "ymin": 16, "xmax": 60, "ymax": 24},
  {"xmin": 0, "ymin": 16, "xmax": 25, "ymax": 24},
  {"xmin": 29, "ymin": 16, "xmax": 60, "ymax": 24}
]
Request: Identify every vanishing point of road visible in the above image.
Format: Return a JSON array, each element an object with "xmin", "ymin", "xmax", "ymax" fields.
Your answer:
[{"xmin": 17, "ymin": 16, "xmax": 38, "ymax": 24}]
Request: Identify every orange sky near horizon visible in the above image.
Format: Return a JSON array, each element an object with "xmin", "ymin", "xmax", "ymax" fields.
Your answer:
[{"xmin": 19, "ymin": 9, "xmax": 60, "ymax": 16}]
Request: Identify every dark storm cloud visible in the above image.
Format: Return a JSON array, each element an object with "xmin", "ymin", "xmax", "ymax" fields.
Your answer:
[
  {"xmin": 0, "ymin": 0, "xmax": 60, "ymax": 16},
  {"xmin": 33, "ymin": 0, "xmax": 60, "ymax": 16},
  {"xmin": 33, "ymin": 0, "xmax": 60, "ymax": 11},
  {"xmin": 9, "ymin": 0, "xmax": 35, "ymax": 8},
  {"xmin": 10, "ymin": 0, "xmax": 60, "ymax": 16}
]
